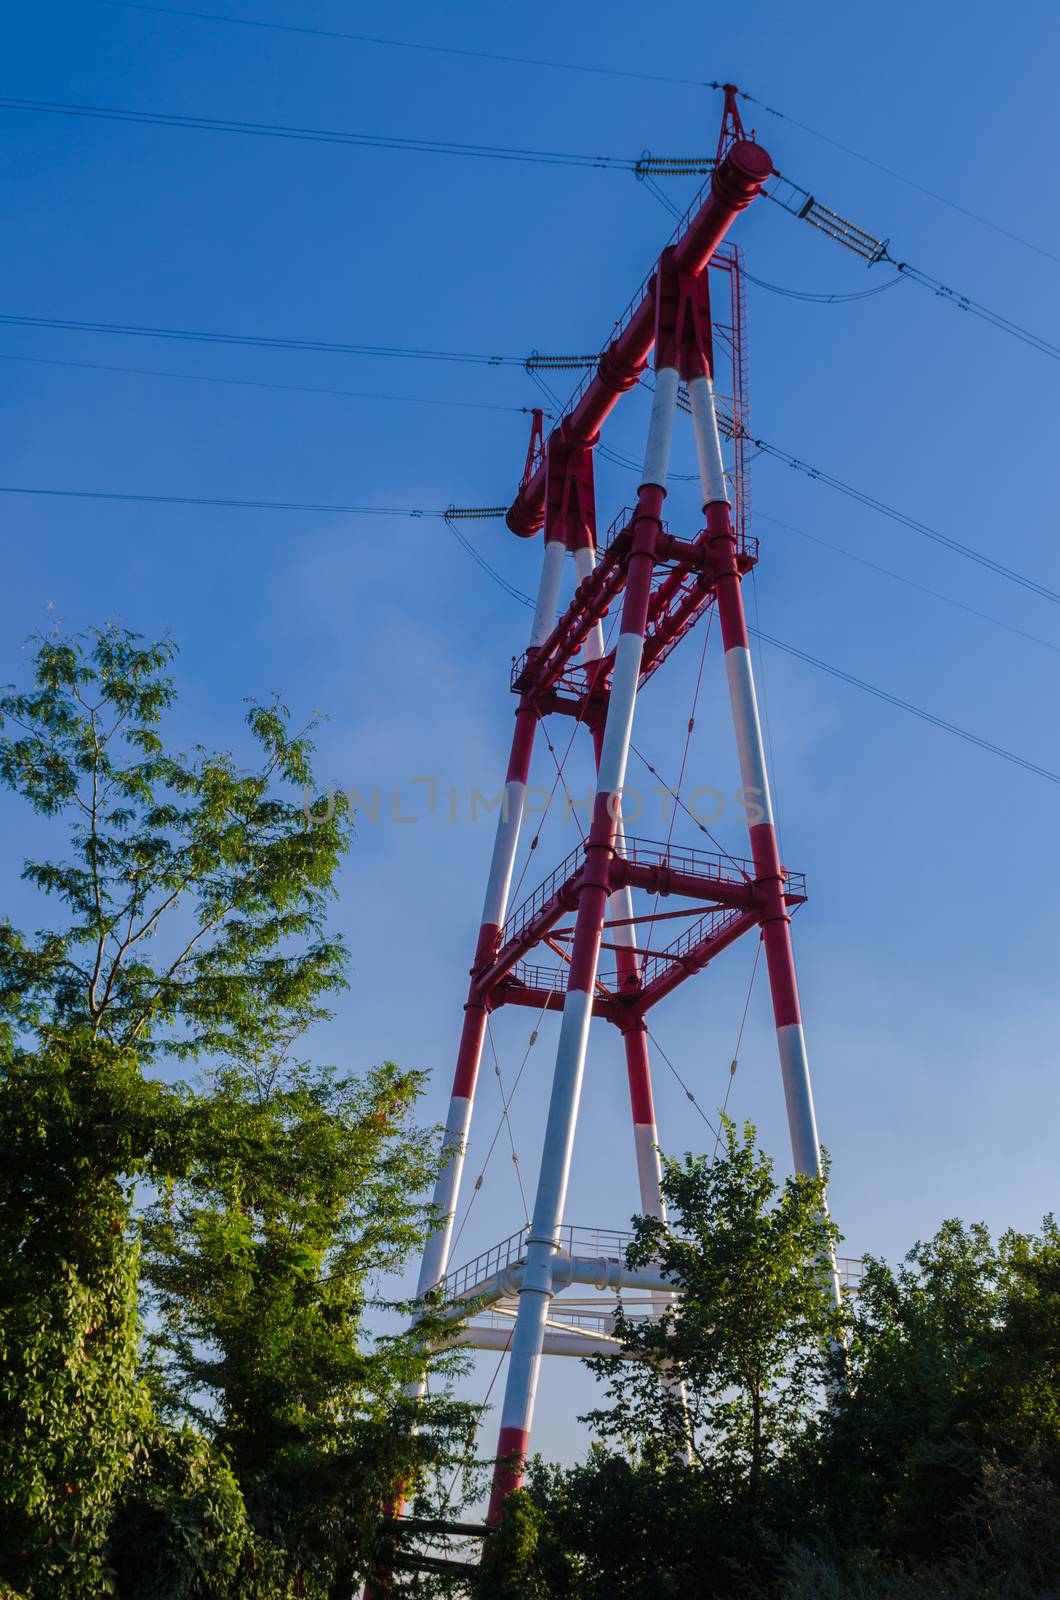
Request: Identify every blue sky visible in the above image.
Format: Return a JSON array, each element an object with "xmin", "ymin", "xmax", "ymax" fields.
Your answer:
[{"xmin": 4, "ymin": 0, "xmax": 1060, "ymax": 1465}]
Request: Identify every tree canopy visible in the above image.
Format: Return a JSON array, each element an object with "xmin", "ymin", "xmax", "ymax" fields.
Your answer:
[
  {"xmin": 482, "ymin": 1130, "xmax": 1060, "ymax": 1600},
  {"xmin": 0, "ymin": 627, "xmax": 470, "ymax": 1599},
  {"xmin": 0, "ymin": 625, "xmax": 348, "ymax": 1062}
]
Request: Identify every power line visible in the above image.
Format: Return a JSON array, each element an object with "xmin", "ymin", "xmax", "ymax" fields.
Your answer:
[
  {"xmin": 748, "ymin": 626, "xmax": 1060, "ymax": 787},
  {"xmin": 759, "ymin": 181, "xmax": 1060, "ymax": 372},
  {"xmin": 893, "ymin": 259, "xmax": 1060, "ymax": 363},
  {"xmin": 752, "ymin": 435, "xmax": 1060, "ymax": 607},
  {"xmin": 88, "ymin": 3, "xmax": 1060, "ymax": 272},
  {"xmin": 645, "ymin": 166, "xmax": 1060, "ymax": 396},
  {"xmin": 0, "ymin": 482, "xmax": 536, "ymax": 605},
  {"xmin": 0, "ymin": 94, "xmax": 649, "ymax": 171},
  {"xmin": 443, "ymin": 520, "xmax": 535, "ymax": 607},
  {"xmin": 10, "ymin": 303, "xmax": 1060, "ymax": 613},
  {"xmin": 15, "ymin": 95, "xmax": 1060, "ymax": 379},
  {"xmin": 88, "ymin": 0, "xmax": 711, "ymax": 89},
  {"xmin": 0, "ymin": 311, "xmax": 533, "ymax": 366},
  {"xmin": 3, "ymin": 480, "xmax": 1054, "ymax": 785},
  {"xmin": 755, "ymin": 509, "xmax": 1060, "ymax": 657},
  {"xmin": 0, "ymin": 349, "xmax": 546, "ymax": 416},
  {"xmin": 0, "ymin": 482, "xmax": 447, "ymax": 516},
  {"xmin": 743, "ymin": 267, "xmax": 906, "ymax": 304},
  {"xmin": 603, "ymin": 396, "xmax": 1060, "ymax": 615}
]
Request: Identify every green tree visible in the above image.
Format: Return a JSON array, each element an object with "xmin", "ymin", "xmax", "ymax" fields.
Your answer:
[
  {"xmin": 814, "ymin": 1216, "xmax": 1060, "ymax": 1568},
  {"xmin": 0, "ymin": 624, "xmax": 349, "ymax": 1063},
  {"xmin": 140, "ymin": 1053, "xmax": 471, "ymax": 1594},
  {"xmin": 585, "ymin": 1120, "xmax": 845, "ymax": 1502},
  {"xmin": 0, "ymin": 1038, "xmax": 171, "ymax": 1597},
  {"xmin": 0, "ymin": 627, "xmax": 469, "ymax": 1598}
]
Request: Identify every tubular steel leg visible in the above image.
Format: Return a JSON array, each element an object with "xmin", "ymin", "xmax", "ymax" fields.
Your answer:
[
  {"xmin": 362, "ymin": 538, "xmax": 569, "ymax": 1600},
  {"xmin": 573, "ymin": 542, "xmax": 667, "ymax": 1225},
  {"xmin": 415, "ymin": 535, "xmax": 567, "ymax": 1301},
  {"xmin": 575, "ymin": 540, "xmax": 690, "ymax": 1456},
  {"xmin": 487, "ymin": 367, "xmax": 681, "ymax": 1523},
  {"xmin": 688, "ymin": 372, "xmax": 841, "ymax": 1305}
]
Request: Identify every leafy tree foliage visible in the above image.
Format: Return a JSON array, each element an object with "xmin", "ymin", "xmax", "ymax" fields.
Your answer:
[
  {"xmin": 0, "ymin": 1039, "xmax": 165, "ymax": 1598},
  {"xmin": 809, "ymin": 1215, "xmax": 1060, "ymax": 1581},
  {"xmin": 483, "ymin": 1131, "xmax": 1060, "ymax": 1600},
  {"xmin": 0, "ymin": 625, "xmax": 348, "ymax": 1062},
  {"xmin": 140, "ymin": 1054, "xmax": 469, "ymax": 1591},
  {"xmin": 0, "ymin": 628, "xmax": 469, "ymax": 1599},
  {"xmin": 583, "ymin": 1119, "xmax": 845, "ymax": 1500}
]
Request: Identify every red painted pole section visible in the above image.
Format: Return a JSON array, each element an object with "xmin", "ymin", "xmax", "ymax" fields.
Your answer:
[{"xmin": 506, "ymin": 139, "xmax": 771, "ymax": 537}]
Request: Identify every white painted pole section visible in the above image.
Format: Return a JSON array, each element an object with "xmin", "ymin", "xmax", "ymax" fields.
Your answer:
[
  {"xmin": 687, "ymin": 374, "xmax": 730, "ymax": 506},
  {"xmin": 643, "ymin": 366, "xmax": 680, "ymax": 490},
  {"xmin": 573, "ymin": 542, "xmax": 605, "ymax": 664},
  {"xmin": 530, "ymin": 534, "xmax": 567, "ymax": 650},
  {"xmin": 479, "ymin": 781, "xmax": 527, "ymax": 931},
  {"xmin": 776, "ymin": 1021, "xmax": 825, "ymax": 1181},
  {"xmin": 634, "ymin": 1121, "xmax": 664, "ymax": 1216},
  {"xmin": 415, "ymin": 1094, "xmax": 473, "ymax": 1296},
  {"xmin": 723, "ymin": 647, "xmax": 776, "ymax": 832},
  {"xmin": 491, "ymin": 371, "xmax": 681, "ymax": 1498},
  {"xmin": 597, "ymin": 632, "xmax": 643, "ymax": 794},
  {"xmin": 495, "ymin": 982, "xmax": 594, "ymax": 1444},
  {"xmin": 416, "ymin": 535, "xmax": 567, "ymax": 1302}
]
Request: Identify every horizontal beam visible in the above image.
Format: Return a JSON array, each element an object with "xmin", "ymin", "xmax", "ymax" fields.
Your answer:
[
  {"xmin": 489, "ymin": 980, "xmax": 621, "ymax": 1023},
  {"xmin": 612, "ymin": 858, "xmax": 760, "ymax": 911},
  {"xmin": 451, "ymin": 1324, "xmax": 631, "ymax": 1359}
]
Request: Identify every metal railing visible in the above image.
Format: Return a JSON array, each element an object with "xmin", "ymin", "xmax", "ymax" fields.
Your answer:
[
  {"xmin": 639, "ymin": 904, "xmax": 749, "ymax": 990},
  {"xmin": 440, "ymin": 1224, "xmax": 868, "ymax": 1309},
  {"xmin": 500, "ymin": 843, "xmax": 583, "ymax": 950},
  {"xmin": 600, "ymin": 504, "xmax": 670, "ymax": 553},
  {"xmin": 560, "ymin": 1223, "xmax": 634, "ymax": 1259},
  {"xmin": 836, "ymin": 1256, "xmax": 865, "ymax": 1293},
  {"xmin": 438, "ymin": 1227, "xmax": 530, "ymax": 1303},
  {"xmin": 618, "ymin": 836, "xmax": 758, "ymax": 890}
]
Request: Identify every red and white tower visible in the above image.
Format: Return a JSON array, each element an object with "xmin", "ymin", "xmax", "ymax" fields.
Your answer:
[{"xmin": 413, "ymin": 92, "xmax": 842, "ymax": 1529}]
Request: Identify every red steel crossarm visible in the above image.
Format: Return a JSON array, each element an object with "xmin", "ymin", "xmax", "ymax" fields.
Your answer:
[
  {"xmin": 495, "ymin": 979, "xmax": 620, "ymax": 1023},
  {"xmin": 506, "ymin": 137, "xmax": 772, "ymax": 538},
  {"xmin": 611, "ymin": 858, "xmax": 758, "ymax": 910}
]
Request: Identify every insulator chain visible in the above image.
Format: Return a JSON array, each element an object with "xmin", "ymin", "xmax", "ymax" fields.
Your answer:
[
  {"xmin": 445, "ymin": 505, "xmax": 507, "ymax": 521},
  {"xmin": 765, "ymin": 172, "xmax": 889, "ymax": 264},
  {"xmin": 635, "ymin": 156, "xmax": 716, "ymax": 176},
  {"xmin": 524, "ymin": 353, "xmax": 599, "ymax": 370}
]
